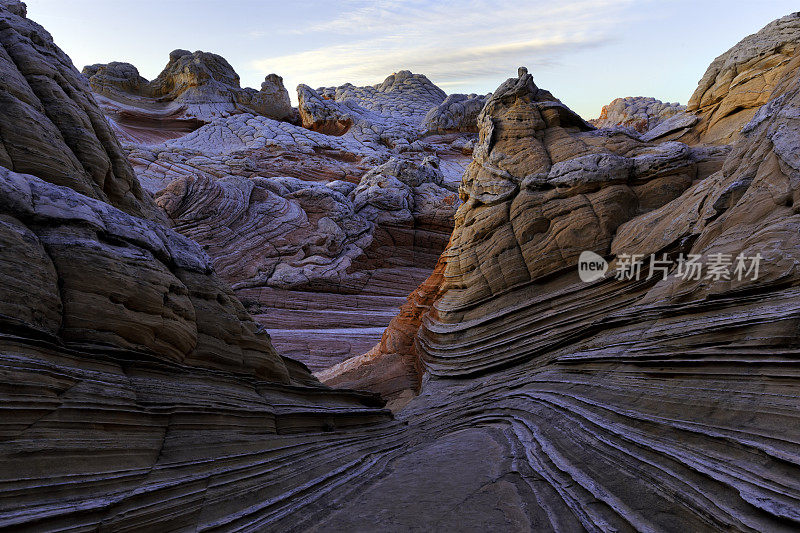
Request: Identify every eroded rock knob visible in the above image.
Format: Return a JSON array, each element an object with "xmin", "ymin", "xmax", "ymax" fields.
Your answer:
[
  {"xmin": 518, "ymin": 66, "xmax": 528, "ymax": 77},
  {"xmin": 4, "ymin": 0, "xmax": 26, "ymax": 17}
]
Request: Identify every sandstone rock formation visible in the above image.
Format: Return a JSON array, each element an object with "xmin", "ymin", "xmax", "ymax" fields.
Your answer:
[
  {"xmin": 119, "ymin": 71, "xmax": 473, "ymax": 369},
  {"xmin": 0, "ymin": 3, "xmax": 162, "ymax": 222},
  {"xmin": 590, "ymin": 96, "xmax": 685, "ymax": 132},
  {"xmin": 153, "ymin": 155, "xmax": 458, "ymax": 370},
  {"xmin": 83, "ymin": 51, "xmax": 297, "ymax": 144},
  {"xmin": 0, "ymin": 165, "xmax": 292, "ymax": 381},
  {"xmin": 297, "ymin": 71, "xmax": 474, "ymax": 144},
  {"xmin": 316, "ymin": 54, "xmax": 800, "ymax": 533},
  {"xmin": 636, "ymin": 12, "xmax": 800, "ymax": 146},
  {"xmin": 595, "ymin": 13, "xmax": 800, "ymax": 147},
  {"xmin": 317, "ymin": 255, "xmax": 446, "ymax": 410},
  {"xmin": 422, "ymin": 92, "xmax": 491, "ymax": 133},
  {"xmin": 306, "ymin": 70, "xmax": 447, "ymax": 131},
  {"xmin": 685, "ymin": 11, "xmax": 800, "ymax": 144},
  {"xmin": 324, "ymin": 66, "xmax": 728, "ymax": 401},
  {"xmin": 0, "ymin": 4, "xmax": 393, "ymax": 529},
  {"xmin": 4, "ymin": 2, "xmax": 800, "ymax": 530}
]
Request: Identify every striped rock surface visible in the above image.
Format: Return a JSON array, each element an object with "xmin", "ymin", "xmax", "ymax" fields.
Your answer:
[
  {"xmin": 1, "ymin": 1, "xmax": 799, "ymax": 530},
  {"xmin": 123, "ymin": 70, "xmax": 475, "ymax": 369},
  {"xmin": 317, "ymin": 29, "xmax": 800, "ymax": 533}
]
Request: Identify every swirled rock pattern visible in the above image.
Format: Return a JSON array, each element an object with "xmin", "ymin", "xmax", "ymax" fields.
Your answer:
[
  {"xmin": 590, "ymin": 96, "xmax": 686, "ymax": 133},
  {"xmin": 325, "ymin": 66, "xmax": 728, "ymax": 399},
  {"xmin": 0, "ymin": 166, "xmax": 292, "ymax": 381},
  {"xmin": 123, "ymin": 71, "xmax": 473, "ymax": 368},
  {"xmin": 151, "ymin": 152, "xmax": 458, "ymax": 371},
  {"xmin": 317, "ymin": 255, "xmax": 447, "ymax": 410},
  {"xmin": 4, "ymin": 2, "xmax": 800, "ymax": 530},
  {"xmin": 316, "ymin": 44, "xmax": 800, "ymax": 533},
  {"xmin": 298, "ymin": 71, "xmax": 486, "ymax": 150}
]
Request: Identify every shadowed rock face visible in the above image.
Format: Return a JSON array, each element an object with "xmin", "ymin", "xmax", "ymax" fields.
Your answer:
[
  {"xmin": 0, "ymin": 4, "xmax": 395, "ymax": 528},
  {"xmin": 423, "ymin": 92, "xmax": 491, "ymax": 133},
  {"xmin": 0, "ymin": 1, "xmax": 163, "ymax": 222},
  {"xmin": 0, "ymin": 165, "xmax": 292, "ymax": 382}
]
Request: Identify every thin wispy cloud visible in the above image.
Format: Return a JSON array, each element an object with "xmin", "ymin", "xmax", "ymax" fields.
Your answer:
[
  {"xmin": 252, "ymin": 0, "xmax": 635, "ymax": 99},
  {"xmin": 25, "ymin": 0, "xmax": 800, "ymax": 119}
]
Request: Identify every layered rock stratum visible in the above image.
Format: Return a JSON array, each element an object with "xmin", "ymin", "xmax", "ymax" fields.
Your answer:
[
  {"xmin": 318, "ymin": 22, "xmax": 800, "ymax": 528},
  {"xmin": 2, "ymin": 1, "xmax": 800, "ymax": 530},
  {"xmin": 0, "ymin": 3, "xmax": 392, "ymax": 528}
]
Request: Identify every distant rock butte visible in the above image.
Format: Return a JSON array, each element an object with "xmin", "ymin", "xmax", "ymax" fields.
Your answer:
[
  {"xmin": 83, "ymin": 50, "xmax": 297, "ymax": 144},
  {"xmin": 590, "ymin": 96, "xmax": 685, "ymax": 133}
]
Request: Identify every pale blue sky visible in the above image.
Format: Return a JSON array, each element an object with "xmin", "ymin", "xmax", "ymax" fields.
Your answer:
[{"xmin": 24, "ymin": 0, "xmax": 799, "ymax": 118}]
